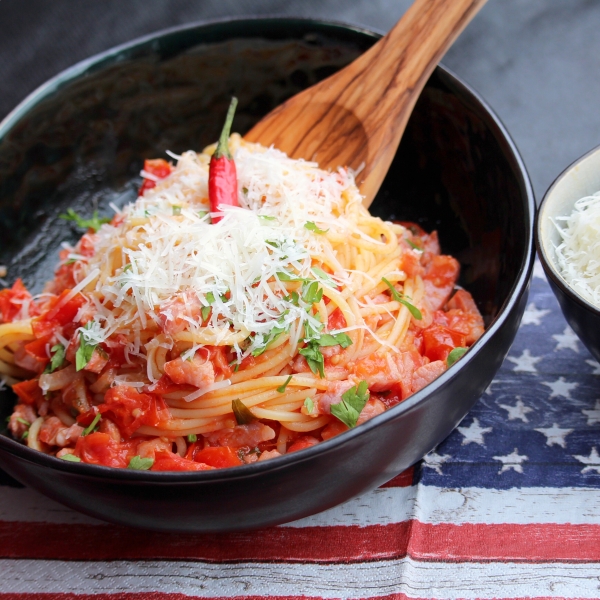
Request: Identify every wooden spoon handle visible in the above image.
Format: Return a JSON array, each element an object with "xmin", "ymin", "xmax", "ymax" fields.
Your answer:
[{"xmin": 245, "ymin": 0, "xmax": 487, "ymax": 206}]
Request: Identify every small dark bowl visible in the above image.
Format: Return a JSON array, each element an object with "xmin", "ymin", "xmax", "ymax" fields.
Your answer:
[
  {"xmin": 536, "ymin": 144, "xmax": 600, "ymax": 362},
  {"xmin": 0, "ymin": 18, "xmax": 535, "ymax": 532}
]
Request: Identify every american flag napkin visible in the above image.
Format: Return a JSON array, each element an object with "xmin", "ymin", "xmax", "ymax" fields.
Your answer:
[{"xmin": 1, "ymin": 259, "xmax": 599, "ymax": 599}]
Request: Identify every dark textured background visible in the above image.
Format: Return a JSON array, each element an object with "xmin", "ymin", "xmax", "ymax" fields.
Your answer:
[{"xmin": 1, "ymin": 0, "xmax": 600, "ymax": 200}]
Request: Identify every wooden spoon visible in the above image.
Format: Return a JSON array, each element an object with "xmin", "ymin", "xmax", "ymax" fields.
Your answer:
[{"xmin": 244, "ymin": 0, "xmax": 487, "ymax": 207}]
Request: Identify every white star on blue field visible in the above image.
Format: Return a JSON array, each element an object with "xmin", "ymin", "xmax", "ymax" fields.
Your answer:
[{"xmin": 419, "ymin": 259, "xmax": 600, "ymax": 489}]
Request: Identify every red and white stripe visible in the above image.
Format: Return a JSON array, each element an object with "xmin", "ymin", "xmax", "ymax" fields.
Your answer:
[{"xmin": 1, "ymin": 471, "xmax": 599, "ymax": 599}]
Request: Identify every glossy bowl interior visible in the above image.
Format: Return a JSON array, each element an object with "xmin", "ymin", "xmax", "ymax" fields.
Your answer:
[
  {"xmin": 0, "ymin": 18, "xmax": 535, "ymax": 532},
  {"xmin": 536, "ymin": 144, "xmax": 600, "ymax": 362}
]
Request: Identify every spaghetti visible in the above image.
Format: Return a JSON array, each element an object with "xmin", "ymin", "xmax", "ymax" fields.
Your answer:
[{"xmin": 1, "ymin": 135, "xmax": 484, "ymax": 471}]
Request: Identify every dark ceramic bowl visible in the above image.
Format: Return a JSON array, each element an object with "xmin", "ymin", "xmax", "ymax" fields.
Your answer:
[
  {"xmin": 536, "ymin": 144, "xmax": 600, "ymax": 362},
  {"xmin": 0, "ymin": 18, "xmax": 535, "ymax": 532}
]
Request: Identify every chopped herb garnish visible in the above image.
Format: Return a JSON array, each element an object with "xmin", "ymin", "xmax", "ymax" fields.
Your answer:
[
  {"xmin": 75, "ymin": 322, "xmax": 98, "ymax": 371},
  {"xmin": 123, "ymin": 263, "xmax": 133, "ymax": 272},
  {"xmin": 205, "ymin": 291, "xmax": 216, "ymax": 304},
  {"xmin": 252, "ymin": 323, "xmax": 288, "ymax": 356},
  {"xmin": 21, "ymin": 430, "xmax": 29, "ymax": 439},
  {"xmin": 201, "ymin": 306, "xmax": 211, "ymax": 321},
  {"xmin": 447, "ymin": 346, "xmax": 468, "ymax": 366},
  {"xmin": 283, "ymin": 291, "xmax": 300, "ymax": 306},
  {"xmin": 381, "ymin": 277, "xmax": 422, "ymax": 320},
  {"xmin": 44, "ymin": 344, "xmax": 66, "ymax": 374},
  {"xmin": 330, "ymin": 380, "xmax": 370, "ymax": 428},
  {"xmin": 277, "ymin": 375, "xmax": 293, "ymax": 393},
  {"xmin": 311, "ymin": 266, "xmax": 335, "ymax": 286},
  {"xmin": 242, "ymin": 187, "xmax": 249, "ymax": 195},
  {"xmin": 259, "ymin": 215, "xmax": 276, "ymax": 222},
  {"xmin": 198, "ymin": 210, "xmax": 208, "ymax": 219},
  {"xmin": 82, "ymin": 413, "xmax": 101, "ymax": 436},
  {"xmin": 304, "ymin": 221, "xmax": 329, "ymax": 234},
  {"xmin": 406, "ymin": 238, "xmax": 422, "ymax": 251},
  {"xmin": 65, "ymin": 258, "xmax": 77, "ymax": 265},
  {"xmin": 128, "ymin": 455, "xmax": 154, "ymax": 470},
  {"xmin": 304, "ymin": 397, "xmax": 315, "ymax": 413},
  {"xmin": 276, "ymin": 271, "xmax": 304, "ymax": 282},
  {"xmin": 16, "ymin": 417, "xmax": 30, "ymax": 426},
  {"xmin": 319, "ymin": 332, "xmax": 353, "ymax": 348},
  {"xmin": 302, "ymin": 280, "xmax": 323, "ymax": 304},
  {"xmin": 266, "ymin": 240, "xmax": 280, "ymax": 249},
  {"xmin": 232, "ymin": 399, "xmax": 256, "ymax": 425},
  {"xmin": 60, "ymin": 454, "xmax": 81, "ymax": 462},
  {"xmin": 298, "ymin": 341, "xmax": 325, "ymax": 378},
  {"xmin": 187, "ymin": 434, "xmax": 197, "ymax": 443},
  {"xmin": 60, "ymin": 208, "xmax": 110, "ymax": 232},
  {"xmin": 172, "ymin": 205, "xmax": 182, "ymax": 216}
]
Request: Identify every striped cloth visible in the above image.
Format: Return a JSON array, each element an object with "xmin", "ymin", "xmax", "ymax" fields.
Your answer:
[{"xmin": 1, "ymin": 259, "xmax": 599, "ymax": 599}]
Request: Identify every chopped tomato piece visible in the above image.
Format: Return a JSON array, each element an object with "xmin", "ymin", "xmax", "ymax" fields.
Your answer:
[
  {"xmin": 321, "ymin": 419, "xmax": 348, "ymax": 441},
  {"xmin": 139, "ymin": 158, "xmax": 172, "ymax": 195},
  {"xmin": 0, "ymin": 279, "xmax": 36, "ymax": 323},
  {"xmin": 327, "ymin": 308, "xmax": 347, "ymax": 331},
  {"xmin": 12, "ymin": 379, "xmax": 44, "ymax": 406},
  {"xmin": 23, "ymin": 338, "xmax": 51, "ymax": 364},
  {"xmin": 98, "ymin": 385, "xmax": 170, "ymax": 438},
  {"xmin": 287, "ymin": 435, "xmax": 320, "ymax": 453},
  {"xmin": 32, "ymin": 290, "xmax": 85, "ymax": 339},
  {"xmin": 421, "ymin": 324, "xmax": 467, "ymax": 362},
  {"xmin": 75, "ymin": 432, "xmax": 135, "ymax": 468},
  {"xmin": 151, "ymin": 451, "xmax": 214, "ymax": 472},
  {"xmin": 150, "ymin": 374, "xmax": 193, "ymax": 395},
  {"xmin": 192, "ymin": 446, "xmax": 243, "ymax": 468},
  {"xmin": 423, "ymin": 255, "xmax": 460, "ymax": 310}
]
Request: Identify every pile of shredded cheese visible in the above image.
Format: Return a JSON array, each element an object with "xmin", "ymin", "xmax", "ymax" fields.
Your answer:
[
  {"xmin": 63, "ymin": 135, "xmax": 375, "ymax": 361},
  {"xmin": 554, "ymin": 191, "xmax": 600, "ymax": 306}
]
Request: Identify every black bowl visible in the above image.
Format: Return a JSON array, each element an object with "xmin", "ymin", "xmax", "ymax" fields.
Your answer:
[
  {"xmin": 0, "ymin": 18, "xmax": 535, "ymax": 532},
  {"xmin": 535, "ymin": 144, "xmax": 600, "ymax": 362}
]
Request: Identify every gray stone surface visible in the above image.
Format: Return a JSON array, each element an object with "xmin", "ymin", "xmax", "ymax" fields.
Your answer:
[{"xmin": 1, "ymin": 0, "xmax": 599, "ymax": 200}]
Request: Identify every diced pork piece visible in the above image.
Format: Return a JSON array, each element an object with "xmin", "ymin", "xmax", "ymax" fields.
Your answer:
[
  {"xmin": 423, "ymin": 255, "xmax": 460, "ymax": 310},
  {"xmin": 317, "ymin": 380, "xmax": 356, "ymax": 414},
  {"xmin": 38, "ymin": 416, "xmax": 84, "ymax": 447},
  {"xmin": 411, "ymin": 360, "xmax": 447, "ymax": 394},
  {"xmin": 356, "ymin": 398, "xmax": 386, "ymax": 426},
  {"xmin": 205, "ymin": 422, "xmax": 275, "ymax": 449},
  {"xmin": 8, "ymin": 404, "xmax": 37, "ymax": 438},
  {"xmin": 164, "ymin": 355, "xmax": 215, "ymax": 389}
]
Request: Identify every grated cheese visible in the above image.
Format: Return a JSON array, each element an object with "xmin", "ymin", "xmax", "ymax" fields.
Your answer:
[
  {"xmin": 66, "ymin": 137, "xmax": 370, "ymax": 360},
  {"xmin": 554, "ymin": 191, "xmax": 600, "ymax": 307}
]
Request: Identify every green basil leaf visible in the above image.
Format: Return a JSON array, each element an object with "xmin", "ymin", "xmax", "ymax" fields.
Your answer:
[
  {"xmin": 311, "ymin": 266, "xmax": 336, "ymax": 287},
  {"xmin": 302, "ymin": 280, "xmax": 323, "ymax": 304},
  {"xmin": 232, "ymin": 399, "xmax": 256, "ymax": 425},
  {"xmin": 318, "ymin": 332, "xmax": 353, "ymax": 348},
  {"xmin": 75, "ymin": 323, "xmax": 98, "ymax": 371},
  {"xmin": 15, "ymin": 417, "xmax": 30, "ymax": 426},
  {"xmin": 201, "ymin": 306, "xmax": 211, "ymax": 321},
  {"xmin": 277, "ymin": 375, "xmax": 293, "ymax": 393},
  {"xmin": 82, "ymin": 413, "xmax": 101, "ymax": 436},
  {"xmin": 44, "ymin": 343, "xmax": 66, "ymax": 374},
  {"xmin": 187, "ymin": 434, "xmax": 197, "ymax": 443},
  {"xmin": 304, "ymin": 221, "xmax": 329, "ymax": 234},
  {"xmin": 304, "ymin": 397, "xmax": 315, "ymax": 413},
  {"xmin": 276, "ymin": 271, "xmax": 304, "ymax": 282},
  {"xmin": 251, "ymin": 323, "xmax": 288, "ymax": 356},
  {"xmin": 128, "ymin": 455, "xmax": 154, "ymax": 470},
  {"xmin": 298, "ymin": 341, "xmax": 324, "ymax": 378},
  {"xmin": 447, "ymin": 346, "xmax": 468, "ymax": 367},
  {"xmin": 172, "ymin": 205, "xmax": 182, "ymax": 216},
  {"xmin": 381, "ymin": 277, "xmax": 422, "ymax": 320},
  {"xmin": 205, "ymin": 291, "xmax": 216, "ymax": 304},
  {"xmin": 330, "ymin": 380, "xmax": 370, "ymax": 428},
  {"xmin": 60, "ymin": 208, "xmax": 110, "ymax": 232},
  {"xmin": 60, "ymin": 454, "xmax": 81, "ymax": 462}
]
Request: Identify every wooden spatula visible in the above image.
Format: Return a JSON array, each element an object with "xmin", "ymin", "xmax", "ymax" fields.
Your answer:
[{"xmin": 244, "ymin": 0, "xmax": 487, "ymax": 207}]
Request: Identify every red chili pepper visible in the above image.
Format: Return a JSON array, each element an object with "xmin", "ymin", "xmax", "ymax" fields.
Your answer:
[{"xmin": 209, "ymin": 97, "xmax": 239, "ymax": 223}]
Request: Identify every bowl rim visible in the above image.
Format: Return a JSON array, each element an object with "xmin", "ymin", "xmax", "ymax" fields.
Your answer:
[
  {"xmin": 535, "ymin": 142, "xmax": 600, "ymax": 316},
  {"xmin": 0, "ymin": 16, "xmax": 536, "ymax": 482}
]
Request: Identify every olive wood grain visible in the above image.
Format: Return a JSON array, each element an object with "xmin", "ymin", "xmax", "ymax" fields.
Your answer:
[{"xmin": 244, "ymin": 0, "xmax": 487, "ymax": 206}]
